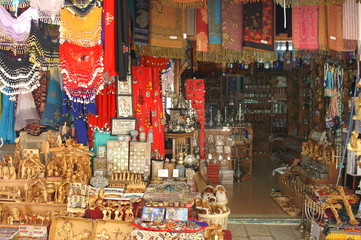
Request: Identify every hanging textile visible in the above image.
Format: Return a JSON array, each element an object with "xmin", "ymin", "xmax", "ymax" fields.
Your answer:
[
  {"xmin": 162, "ymin": 0, "xmax": 205, "ymax": 8},
  {"xmin": 196, "ymin": 7, "xmax": 209, "ymax": 53},
  {"xmin": 0, "ymin": 93, "xmax": 16, "ymax": 144},
  {"xmin": 116, "ymin": 0, "xmax": 129, "ymax": 80},
  {"xmin": 30, "ymin": 0, "xmax": 64, "ymax": 25},
  {"xmin": 185, "ymin": 79, "xmax": 205, "ymax": 160},
  {"xmin": 0, "ymin": 5, "xmax": 38, "ymax": 54},
  {"xmin": 318, "ymin": 5, "xmax": 327, "ymax": 51},
  {"xmin": 274, "ymin": 0, "xmax": 345, "ymax": 7},
  {"xmin": 243, "ymin": 0, "xmax": 274, "ymax": 52},
  {"xmin": 59, "ymin": 41, "xmax": 104, "ymax": 103},
  {"xmin": 327, "ymin": 4, "xmax": 345, "ymax": 52},
  {"xmin": 343, "ymin": 0, "xmax": 358, "ymax": 40},
  {"xmin": 133, "ymin": 0, "xmax": 150, "ymax": 46},
  {"xmin": 140, "ymin": 55, "xmax": 169, "ymax": 69},
  {"xmin": 132, "ymin": 66, "xmax": 165, "ymax": 159},
  {"xmin": 41, "ymin": 70, "xmax": 64, "ymax": 128},
  {"xmin": 0, "ymin": 51, "xmax": 41, "ymax": 96},
  {"xmin": 208, "ymin": 0, "xmax": 221, "ymax": 45},
  {"xmin": 63, "ymin": 0, "xmax": 97, "ymax": 17},
  {"xmin": 59, "ymin": 6, "xmax": 102, "ymax": 47},
  {"xmin": 161, "ymin": 60, "xmax": 174, "ymax": 95},
  {"xmin": 292, "ymin": 6, "xmax": 319, "ymax": 50},
  {"xmin": 29, "ymin": 21, "xmax": 60, "ymax": 71},
  {"xmin": 103, "ymin": 0, "xmax": 117, "ymax": 77},
  {"xmin": 88, "ymin": 81, "xmax": 116, "ymax": 131},
  {"xmin": 14, "ymin": 91, "xmax": 40, "ymax": 131},
  {"xmin": 221, "ymin": 0, "xmax": 243, "ymax": 57}
]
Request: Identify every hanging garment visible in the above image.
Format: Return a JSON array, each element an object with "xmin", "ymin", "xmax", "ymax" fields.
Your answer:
[
  {"xmin": 0, "ymin": 93, "xmax": 16, "ymax": 144},
  {"xmin": 63, "ymin": 0, "xmax": 98, "ymax": 17},
  {"xmin": 116, "ymin": 0, "xmax": 129, "ymax": 80},
  {"xmin": 243, "ymin": 0, "xmax": 274, "ymax": 52},
  {"xmin": 327, "ymin": 4, "xmax": 345, "ymax": 52},
  {"xmin": 59, "ymin": 41, "xmax": 104, "ymax": 103},
  {"xmin": 133, "ymin": 0, "xmax": 150, "ymax": 46},
  {"xmin": 30, "ymin": 0, "xmax": 64, "ymax": 25},
  {"xmin": 196, "ymin": 6, "xmax": 209, "ymax": 52},
  {"xmin": 208, "ymin": 0, "xmax": 221, "ymax": 45},
  {"xmin": 292, "ymin": 6, "xmax": 319, "ymax": 49},
  {"xmin": 342, "ymin": 0, "xmax": 358, "ymax": 50},
  {"xmin": 0, "ymin": 5, "xmax": 38, "ymax": 54},
  {"xmin": 14, "ymin": 91, "xmax": 40, "ymax": 131},
  {"xmin": 29, "ymin": 21, "xmax": 60, "ymax": 71},
  {"xmin": 318, "ymin": 5, "xmax": 328, "ymax": 51},
  {"xmin": 59, "ymin": 6, "xmax": 102, "ymax": 47},
  {"xmin": 103, "ymin": 0, "xmax": 117, "ymax": 77},
  {"xmin": 0, "ymin": 51, "xmax": 41, "ymax": 96}
]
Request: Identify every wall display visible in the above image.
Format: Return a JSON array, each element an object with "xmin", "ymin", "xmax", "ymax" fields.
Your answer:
[
  {"xmin": 111, "ymin": 118, "xmax": 136, "ymax": 135},
  {"xmin": 129, "ymin": 142, "xmax": 151, "ymax": 174},
  {"xmin": 117, "ymin": 76, "xmax": 132, "ymax": 95},
  {"xmin": 49, "ymin": 217, "xmax": 93, "ymax": 240},
  {"xmin": 106, "ymin": 140, "xmax": 129, "ymax": 176},
  {"xmin": 97, "ymin": 145, "xmax": 106, "ymax": 158},
  {"xmin": 92, "ymin": 219, "xmax": 133, "ymax": 240},
  {"xmin": 117, "ymin": 95, "xmax": 133, "ymax": 117}
]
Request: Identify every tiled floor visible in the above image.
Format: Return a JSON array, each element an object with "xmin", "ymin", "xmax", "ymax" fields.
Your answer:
[{"xmin": 228, "ymin": 224, "xmax": 304, "ymax": 240}]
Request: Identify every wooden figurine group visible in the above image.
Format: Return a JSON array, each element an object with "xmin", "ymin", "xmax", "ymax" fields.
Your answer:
[
  {"xmin": 110, "ymin": 170, "xmax": 143, "ymax": 182},
  {"xmin": 301, "ymin": 140, "xmax": 335, "ymax": 163},
  {"xmin": 0, "ymin": 155, "xmax": 17, "ymax": 180}
]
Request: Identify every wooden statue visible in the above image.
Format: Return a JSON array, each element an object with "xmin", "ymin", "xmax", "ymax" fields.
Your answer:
[
  {"xmin": 321, "ymin": 201, "xmax": 343, "ymax": 225},
  {"xmin": 353, "ymin": 94, "xmax": 361, "ymax": 120}
]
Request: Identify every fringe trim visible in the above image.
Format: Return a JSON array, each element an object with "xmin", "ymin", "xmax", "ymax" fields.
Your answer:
[
  {"xmin": 0, "ymin": 44, "xmax": 29, "ymax": 56},
  {"xmin": 38, "ymin": 11, "xmax": 61, "ymax": 25},
  {"xmin": 136, "ymin": 45, "xmax": 186, "ymax": 59},
  {"xmin": 162, "ymin": 0, "xmax": 206, "ymax": 8},
  {"xmin": 0, "ymin": 0, "xmax": 30, "ymax": 9},
  {"xmin": 274, "ymin": 0, "xmax": 345, "ymax": 7}
]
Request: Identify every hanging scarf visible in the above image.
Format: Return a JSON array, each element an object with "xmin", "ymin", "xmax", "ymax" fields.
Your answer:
[
  {"xmin": 327, "ymin": 4, "xmax": 345, "ymax": 52},
  {"xmin": 60, "ymin": 6, "xmax": 102, "ymax": 47},
  {"xmin": 133, "ymin": 0, "xmax": 150, "ymax": 46},
  {"xmin": 116, "ymin": 0, "xmax": 129, "ymax": 80},
  {"xmin": 318, "ymin": 4, "xmax": 327, "ymax": 51},
  {"xmin": 162, "ymin": 0, "xmax": 205, "ymax": 8},
  {"xmin": 103, "ymin": 0, "xmax": 117, "ymax": 77},
  {"xmin": 0, "ymin": 5, "xmax": 38, "ymax": 54},
  {"xmin": 0, "ymin": 51, "xmax": 40, "ymax": 96},
  {"xmin": 30, "ymin": 0, "xmax": 64, "ymax": 25},
  {"xmin": 208, "ymin": 0, "xmax": 221, "ymax": 45},
  {"xmin": 196, "ymin": 7, "xmax": 209, "ymax": 52},
  {"xmin": 243, "ymin": 0, "xmax": 274, "ymax": 52},
  {"xmin": 274, "ymin": 0, "xmax": 345, "ymax": 7},
  {"xmin": 140, "ymin": 55, "xmax": 169, "ymax": 69},
  {"xmin": 0, "ymin": 93, "xmax": 16, "ymax": 144},
  {"xmin": 343, "ymin": 0, "xmax": 359, "ymax": 40},
  {"xmin": 59, "ymin": 41, "xmax": 104, "ymax": 103},
  {"xmin": 221, "ymin": 0, "xmax": 243, "ymax": 57},
  {"xmin": 14, "ymin": 91, "xmax": 40, "ymax": 131},
  {"xmin": 29, "ymin": 21, "xmax": 60, "ymax": 71},
  {"xmin": 292, "ymin": 6, "xmax": 319, "ymax": 50}
]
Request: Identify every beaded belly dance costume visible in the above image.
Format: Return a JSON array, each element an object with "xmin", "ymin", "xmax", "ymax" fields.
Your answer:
[{"xmin": 30, "ymin": 0, "xmax": 64, "ymax": 25}]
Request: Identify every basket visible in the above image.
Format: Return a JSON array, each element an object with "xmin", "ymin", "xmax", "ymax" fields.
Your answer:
[
  {"xmin": 198, "ymin": 208, "xmax": 231, "ymax": 230},
  {"xmin": 217, "ymin": 199, "xmax": 228, "ymax": 206}
]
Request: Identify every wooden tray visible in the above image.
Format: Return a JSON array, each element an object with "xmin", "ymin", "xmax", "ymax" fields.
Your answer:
[
  {"xmin": 92, "ymin": 219, "xmax": 133, "ymax": 240},
  {"xmin": 49, "ymin": 217, "xmax": 93, "ymax": 240}
]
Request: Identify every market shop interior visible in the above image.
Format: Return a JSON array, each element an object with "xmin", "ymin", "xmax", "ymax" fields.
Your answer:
[{"xmin": 1, "ymin": 0, "xmax": 361, "ymax": 239}]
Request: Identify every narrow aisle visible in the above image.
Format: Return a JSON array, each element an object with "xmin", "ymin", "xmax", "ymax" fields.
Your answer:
[{"xmin": 225, "ymin": 156, "xmax": 288, "ymax": 217}]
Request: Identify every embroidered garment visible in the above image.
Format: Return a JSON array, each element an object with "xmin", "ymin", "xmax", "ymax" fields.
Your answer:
[
  {"xmin": 134, "ymin": 0, "xmax": 150, "ymax": 46},
  {"xmin": 64, "ymin": 0, "xmax": 97, "ymax": 17},
  {"xmin": 221, "ymin": 0, "xmax": 243, "ymax": 52},
  {"xmin": 14, "ymin": 91, "xmax": 40, "ymax": 131},
  {"xmin": 0, "ymin": 51, "xmax": 40, "ymax": 96},
  {"xmin": 140, "ymin": 55, "xmax": 169, "ymax": 69},
  {"xmin": 29, "ymin": 21, "xmax": 60, "ymax": 70},
  {"xmin": 243, "ymin": 0, "xmax": 274, "ymax": 52},
  {"xmin": 0, "ymin": 93, "xmax": 16, "ymax": 144},
  {"xmin": 196, "ymin": 7, "xmax": 209, "ymax": 52},
  {"xmin": 292, "ymin": 6, "xmax": 319, "ymax": 49},
  {"xmin": 342, "ymin": 0, "xmax": 358, "ymax": 40},
  {"xmin": 60, "ymin": 6, "xmax": 102, "ymax": 47},
  {"xmin": 30, "ymin": 0, "xmax": 64, "ymax": 25},
  {"xmin": 0, "ymin": 5, "xmax": 38, "ymax": 54},
  {"xmin": 60, "ymin": 41, "xmax": 104, "ymax": 103},
  {"xmin": 103, "ymin": 0, "xmax": 117, "ymax": 77}
]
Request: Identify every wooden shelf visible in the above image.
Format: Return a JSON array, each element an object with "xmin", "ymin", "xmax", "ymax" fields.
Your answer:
[
  {"xmin": 165, "ymin": 132, "xmax": 194, "ymax": 138},
  {"xmin": 0, "ymin": 201, "xmax": 66, "ymax": 207}
]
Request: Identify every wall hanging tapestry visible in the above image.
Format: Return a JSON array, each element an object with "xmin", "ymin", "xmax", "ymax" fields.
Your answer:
[
  {"xmin": 60, "ymin": 6, "xmax": 102, "ymax": 47},
  {"xmin": 327, "ymin": 4, "xmax": 345, "ymax": 52},
  {"xmin": 59, "ymin": 41, "xmax": 104, "ymax": 103},
  {"xmin": 208, "ymin": 0, "xmax": 221, "ymax": 45},
  {"xmin": 162, "ymin": 0, "xmax": 206, "ymax": 8},
  {"xmin": 0, "ymin": 51, "xmax": 41, "ymax": 96},
  {"xmin": 0, "ymin": 5, "xmax": 38, "ymax": 54},
  {"xmin": 116, "ymin": 0, "xmax": 130, "ymax": 80},
  {"xmin": 243, "ymin": 0, "xmax": 274, "ymax": 52},
  {"xmin": 292, "ymin": 6, "xmax": 319, "ymax": 49},
  {"xmin": 221, "ymin": 0, "xmax": 244, "ymax": 57},
  {"xmin": 30, "ymin": 0, "xmax": 64, "ymax": 25},
  {"xmin": 133, "ymin": 0, "xmax": 150, "ymax": 46},
  {"xmin": 196, "ymin": 7, "xmax": 209, "ymax": 53},
  {"xmin": 103, "ymin": 0, "xmax": 117, "ymax": 77},
  {"xmin": 29, "ymin": 21, "xmax": 60, "ymax": 71},
  {"xmin": 0, "ymin": 94, "xmax": 16, "ymax": 144},
  {"xmin": 149, "ymin": 0, "xmax": 186, "ymax": 49}
]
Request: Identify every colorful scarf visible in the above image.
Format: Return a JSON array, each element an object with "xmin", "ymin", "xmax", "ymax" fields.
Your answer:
[
  {"xmin": 60, "ymin": 6, "xmax": 102, "ymax": 47},
  {"xmin": 133, "ymin": 0, "xmax": 150, "ymax": 46},
  {"xmin": 162, "ymin": 0, "xmax": 205, "ymax": 8},
  {"xmin": 0, "ymin": 93, "xmax": 16, "ymax": 144},
  {"xmin": 292, "ymin": 6, "xmax": 319, "ymax": 49},
  {"xmin": 30, "ymin": 0, "xmax": 63, "ymax": 25},
  {"xmin": 208, "ymin": 0, "xmax": 221, "ymax": 45},
  {"xmin": 60, "ymin": 41, "xmax": 104, "ymax": 103},
  {"xmin": 103, "ymin": 0, "xmax": 117, "ymax": 77},
  {"xmin": 343, "ymin": 0, "xmax": 358, "ymax": 40},
  {"xmin": 222, "ymin": 0, "xmax": 243, "ymax": 53},
  {"xmin": 318, "ymin": 4, "xmax": 327, "ymax": 51},
  {"xmin": 327, "ymin": 4, "xmax": 344, "ymax": 52},
  {"xmin": 196, "ymin": 7, "xmax": 209, "ymax": 52},
  {"xmin": 243, "ymin": 0, "xmax": 274, "ymax": 52},
  {"xmin": 0, "ymin": 5, "xmax": 38, "ymax": 54}
]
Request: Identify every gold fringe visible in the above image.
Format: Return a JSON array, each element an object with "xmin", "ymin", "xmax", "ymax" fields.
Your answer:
[
  {"xmin": 162, "ymin": 0, "xmax": 207, "ymax": 8},
  {"xmin": 136, "ymin": 45, "xmax": 186, "ymax": 59}
]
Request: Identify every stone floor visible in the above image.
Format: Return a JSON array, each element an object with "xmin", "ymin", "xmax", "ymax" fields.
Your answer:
[{"xmin": 228, "ymin": 223, "xmax": 304, "ymax": 240}]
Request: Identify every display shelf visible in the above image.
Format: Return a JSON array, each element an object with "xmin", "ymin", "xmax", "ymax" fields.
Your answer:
[{"xmin": 0, "ymin": 201, "xmax": 66, "ymax": 207}]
